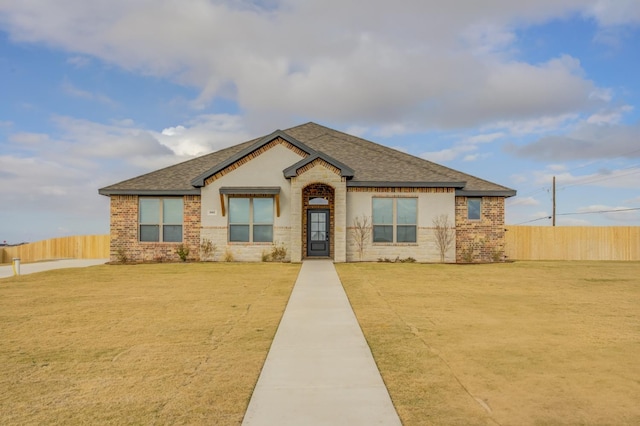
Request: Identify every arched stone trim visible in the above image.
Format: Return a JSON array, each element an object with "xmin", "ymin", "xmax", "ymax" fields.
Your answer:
[{"xmin": 302, "ymin": 183, "xmax": 335, "ymax": 259}]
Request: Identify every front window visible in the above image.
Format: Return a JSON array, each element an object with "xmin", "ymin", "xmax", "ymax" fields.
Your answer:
[
  {"xmin": 372, "ymin": 198, "xmax": 417, "ymax": 243},
  {"xmin": 229, "ymin": 197, "xmax": 274, "ymax": 242},
  {"xmin": 468, "ymin": 198, "xmax": 481, "ymax": 220},
  {"xmin": 139, "ymin": 198, "xmax": 183, "ymax": 242}
]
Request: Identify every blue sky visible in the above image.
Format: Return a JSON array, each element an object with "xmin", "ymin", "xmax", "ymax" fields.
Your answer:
[{"xmin": 1, "ymin": 1, "xmax": 639, "ymax": 243}]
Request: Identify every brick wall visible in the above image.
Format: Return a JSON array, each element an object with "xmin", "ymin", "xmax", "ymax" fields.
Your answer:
[
  {"xmin": 455, "ymin": 196, "xmax": 506, "ymax": 262},
  {"xmin": 109, "ymin": 195, "xmax": 201, "ymax": 262}
]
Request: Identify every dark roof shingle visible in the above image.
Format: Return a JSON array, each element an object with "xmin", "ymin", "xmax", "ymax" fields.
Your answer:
[{"xmin": 99, "ymin": 122, "xmax": 515, "ymax": 196}]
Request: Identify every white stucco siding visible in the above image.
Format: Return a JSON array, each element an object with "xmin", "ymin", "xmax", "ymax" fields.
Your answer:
[
  {"xmin": 345, "ymin": 190, "xmax": 456, "ymax": 262},
  {"xmin": 199, "ymin": 144, "xmax": 303, "ymax": 261}
]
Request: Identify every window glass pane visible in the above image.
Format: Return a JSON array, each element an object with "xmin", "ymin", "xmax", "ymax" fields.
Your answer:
[
  {"xmin": 468, "ymin": 198, "xmax": 481, "ymax": 220},
  {"xmin": 397, "ymin": 198, "xmax": 417, "ymax": 224},
  {"xmin": 372, "ymin": 198, "xmax": 393, "ymax": 224},
  {"xmin": 163, "ymin": 225, "xmax": 182, "ymax": 242},
  {"xmin": 140, "ymin": 225, "xmax": 159, "ymax": 242},
  {"xmin": 139, "ymin": 199, "xmax": 160, "ymax": 223},
  {"xmin": 230, "ymin": 224, "xmax": 250, "ymax": 242},
  {"xmin": 163, "ymin": 199, "xmax": 183, "ymax": 224},
  {"xmin": 253, "ymin": 198, "xmax": 273, "ymax": 224},
  {"xmin": 373, "ymin": 225, "xmax": 393, "ymax": 243},
  {"xmin": 229, "ymin": 198, "xmax": 250, "ymax": 224},
  {"xmin": 309, "ymin": 197, "xmax": 328, "ymax": 205},
  {"xmin": 253, "ymin": 225, "xmax": 273, "ymax": 242},
  {"xmin": 397, "ymin": 225, "xmax": 417, "ymax": 243}
]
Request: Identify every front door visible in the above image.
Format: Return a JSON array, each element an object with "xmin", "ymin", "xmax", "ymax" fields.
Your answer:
[{"xmin": 307, "ymin": 209, "xmax": 330, "ymax": 257}]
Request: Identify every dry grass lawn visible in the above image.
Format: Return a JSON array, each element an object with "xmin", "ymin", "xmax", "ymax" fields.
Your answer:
[
  {"xmin": 0, "ymin": 263, "xmax": 299, "ymax": 425},
  {"xmin": 337, "ymin": 261, "xmax": 640, "ymax": 426}
]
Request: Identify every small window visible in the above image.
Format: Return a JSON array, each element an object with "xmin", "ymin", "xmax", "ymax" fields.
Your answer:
[
  {"xmin": 139, "ymin": 198, "xmax": 183, "ymax": 242},
  {"xmin": 309, "ymin": 197, "xmax": 329, "ymax": 205},
  {"xmin": 372, "ymin": 198, "xmax": 417, "ymax": 243},
  {"xmin": 468, "ymin": 198, "xmax": 481, "ymax": 220},
  {"xmin": 229, "ymin": 197, "xmax": 274, "ymax": 243}
]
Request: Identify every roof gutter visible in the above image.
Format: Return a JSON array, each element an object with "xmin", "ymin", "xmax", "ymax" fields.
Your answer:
[
  {"xmin": 98, "ymin": 189, "xmax": 201, "ymax": 196},
  {"xmin": 347, "ymin": 181, "xmax": 467, "ymax": 188}
]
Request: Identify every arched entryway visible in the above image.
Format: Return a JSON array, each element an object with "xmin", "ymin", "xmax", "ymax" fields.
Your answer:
[{"xmin": 302, "ymin": 183, "xmax": 335, "ymax": 258}]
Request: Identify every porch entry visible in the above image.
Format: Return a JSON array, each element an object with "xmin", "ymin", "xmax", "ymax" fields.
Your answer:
[{"xmin": 307, "ymin": 209, "xmax": 330, "ymax": 257}]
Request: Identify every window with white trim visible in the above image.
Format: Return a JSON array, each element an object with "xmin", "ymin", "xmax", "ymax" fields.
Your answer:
[
  {"xmin": 229, "ymin": 197, "xmax": 274, "ymax": 242},
  {"xmin": 467, "ymin": 198, "xmax": 481, "ymax": 220},
  {"xmin": 139, "ymin": 198, "xmax": 183, "ymax": 242},
  {"xmin": 372, "ymin": 197, "xmax": 417, "ymax": 243}
]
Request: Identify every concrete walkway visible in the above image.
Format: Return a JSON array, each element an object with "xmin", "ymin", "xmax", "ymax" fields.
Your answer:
[
  {"xmin": 0, "ymin": 259, "xmax": 108, "ymax": 279},
  {"xmin": 242, "ymin": 259, "xmax": 401, "ymax": 426}
]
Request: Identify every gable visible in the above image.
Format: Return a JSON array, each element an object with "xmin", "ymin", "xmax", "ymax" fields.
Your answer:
[
  {"xmin": 283, "ymin": 152, "xmax": 355, "ymax": 179},
  {"xmin": 204, "ymin": 142, "xmax": 304, "ymax": 188},
  {"xmin": 191, "ymin": 130, "xmax": 314, "ymax": 187}
]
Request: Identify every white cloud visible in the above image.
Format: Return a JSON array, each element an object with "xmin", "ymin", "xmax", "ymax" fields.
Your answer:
[
  {"xmin": 547, "ymin": 164, "xmax": 567, "ymax": 172},
  {"xmin": 66, "ymin": 55, "xmax": 91, "ymax": 67},
  {"xmin": 534, "ymin": 167, "xmax": 640, "ymax": 189},
  {"xmin": 586, "ymin": 105, "xmax": 633, "ymax": 125},
  {"xmin": 421, "ymin": 145, "xmax": 476, "ymax": 163},
  {"xmin": 61, "ymin": 81, "xmax": 118, "ymax": 106},
  {"xmin": 587, "ymin": 0, "xmax": 640, "ymax": 26},
  {"xmin": 489, "ymin": 113, "xmax": 579, "ymax": 136},
  {"xmin": 507, "ymin": 196, "xmax": 540, "ymax": 206},
  {"xmin": 0, "ymin": 0, "xmax": 619, "ymax": 131},
  {"xmin": 155, "ymin": 114, "xmax": 251, "ymax": 156}
]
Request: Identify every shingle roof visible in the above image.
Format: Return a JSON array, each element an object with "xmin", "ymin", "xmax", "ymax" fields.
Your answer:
[{"xmin": 99, "ymin": 122, "xmax": 516, "ymax": 196}]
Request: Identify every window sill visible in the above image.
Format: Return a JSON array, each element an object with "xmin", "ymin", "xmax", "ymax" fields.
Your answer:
[
  {"xmin": 138, "ymin": 241, "xmax": 183, "ymax": 244},
  {"xmin": 372, "ymin": 242, "xmax": 418, "ymax": 246},
  {"xmin": 228, "ymin": 242, "xmax": 274, "ymax": 245}
]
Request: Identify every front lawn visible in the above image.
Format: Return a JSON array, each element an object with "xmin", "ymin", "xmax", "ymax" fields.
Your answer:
[
  {"xmin": 337, "ymin": 261, "xmax": 640, "ymax": 426},
  {"xmin": 0, "ymin": 263, "xmax": 299, "ymax": 425}
]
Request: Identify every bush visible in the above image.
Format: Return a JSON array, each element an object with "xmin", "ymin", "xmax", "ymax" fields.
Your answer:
[
  {"xmin": 176, "ymin": 244, "xmax": 190, "ymax": 262},
  {"xmin": 200, "ymin": 238, "xmax": 217, "ymax": 261},
  {"xmin": 377, "ymin": 256, "xmax": 416, "ymax": 263},
  {"xmin": 223, "ymin": 249, "xmax": 234, "ymax": 262},
  {"xmin": 115, "ymin": 247, "xmax": 128, "ymax": 264},
  {"xmin": 261, "ymin": 242, "xmax": 287, "ymax": 262}
]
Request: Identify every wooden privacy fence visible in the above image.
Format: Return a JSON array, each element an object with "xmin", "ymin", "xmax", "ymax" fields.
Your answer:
[
  {"xmin": 1, "ymin": 235, "xmax": 110, "ymax": 264},
  {"xmin": 505, "ymin": 226, "xmax": 640, "ymax": 261}
]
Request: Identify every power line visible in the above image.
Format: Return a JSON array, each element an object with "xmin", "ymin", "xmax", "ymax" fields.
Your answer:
[
  {"xmin": 556, "ymin": 207, "xmax": 640, "ymax": 216},
  {"xmin": 558, "ymin": 166, "xmax": 640, "ymax": 190},
  {"xmin": 515, "ymin": 216, "xmax": 551, "ymax": 225},
  {"xmin": 515, "ymin": 207, "xmax": 640, "ymax": 225}
]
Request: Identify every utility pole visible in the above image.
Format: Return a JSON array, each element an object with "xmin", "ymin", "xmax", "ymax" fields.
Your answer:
[{"xmin": 552, "ymin": 176, "xmax": 556, "ymax": 226}]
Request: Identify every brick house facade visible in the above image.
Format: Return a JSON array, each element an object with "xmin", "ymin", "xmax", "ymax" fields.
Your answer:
[{"xmin": 100, "ymin": 123, "xmax": 515, "ymax": 263}]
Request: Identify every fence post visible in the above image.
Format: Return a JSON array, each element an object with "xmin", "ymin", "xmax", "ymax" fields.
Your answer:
[{"xmin": 12, "ymin": 258, "xmax": 21, "ymax": 276}]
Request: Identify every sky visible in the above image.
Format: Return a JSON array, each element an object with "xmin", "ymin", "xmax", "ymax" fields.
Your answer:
[{"xmin": 1, "ymin": 0, "xmax": 640, "ymax": 244}]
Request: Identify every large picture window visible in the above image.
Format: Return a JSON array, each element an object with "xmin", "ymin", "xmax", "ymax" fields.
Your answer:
[
  {"xmin": 372, "ymin": 198, "xmax": 417, "ymax": 243},
  {"xmin": 139, "ymin": 198, "xmax": 183, "ymax": 242},
  {"xmin": 229, "ymin": 197, "xmax": 274, "ymax": 243}
]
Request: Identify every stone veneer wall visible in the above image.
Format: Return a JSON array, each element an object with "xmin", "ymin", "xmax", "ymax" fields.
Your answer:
[
  {"xmin": 345, "ymin": 187, "xmax": 455, "ymax": 263},
  {"xmin": 290, "ymin": 161, "xmax": 347, "ymax": 262},
  {"xmin": 199, "ymin": 226, "xmax": 291, "ymax": 262},
  {"xmin": 302, "ymin": 184, "xmax": 335, "ymax": 259},
  {"xmin": 109, "ymin": 194, "xmax": 201, "ymax": 262},
  {"xmin": 455, "ymin": 196, "xmax": 506, "ymax": 263}
]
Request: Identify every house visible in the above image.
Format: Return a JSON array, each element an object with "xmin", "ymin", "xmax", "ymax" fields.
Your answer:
[{"xmin": 99, "ymin": 122, "xmax": 516, "ymax": 263}]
